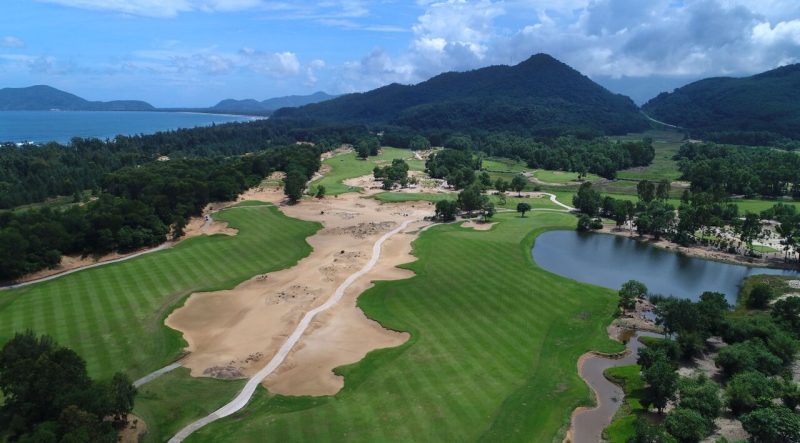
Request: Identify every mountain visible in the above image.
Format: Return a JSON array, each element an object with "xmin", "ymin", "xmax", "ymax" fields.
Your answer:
[
  {"xmin": 0, "ymin": 85, "xmax": 155, "ymax": 111},
  {"xmin": 642, "ymin": 64, "xmax": 800, "ymax": 143},
  {"xmin": 210, "ymin": 92, "xmax": 337, "ymax": 114},
  {"xmin": 272, "ymin": 54, "xmax": 649, "ymax": 135}
]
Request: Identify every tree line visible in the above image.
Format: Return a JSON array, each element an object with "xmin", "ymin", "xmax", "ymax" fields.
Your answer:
[
  {"xmin": 573, "ymin": 181, "xmax": 800, "ymax": 264},
  {"xmin": 0, "ymin": 145, "xmax": 320, "ymax": 281},
  {"xmin": 676, "ymin": 142, "xmax": 800, "ymax": 199}
]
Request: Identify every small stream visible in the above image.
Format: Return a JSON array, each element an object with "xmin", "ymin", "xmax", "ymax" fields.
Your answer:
[{"xmin": 569, "ymin": 331, "xmax": 660, "ymax": 443}]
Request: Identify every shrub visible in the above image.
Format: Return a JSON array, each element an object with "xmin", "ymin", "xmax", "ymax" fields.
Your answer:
[
  {"xmin": 725, "ymin": 371, "xmax": 778, "ymax": 415},
  {"xmin": 748, "ymin": 283, "xmax": 773, "ymax": 309},
  {"xmin": 664, "ymin": 408, "xmax": 710, "ymax": 443}
]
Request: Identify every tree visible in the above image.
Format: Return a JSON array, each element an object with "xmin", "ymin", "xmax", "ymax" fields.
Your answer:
[
  {"xmin": 482, "ymin": 202, "xmax": 495, "ymax": 222},
  {"xmin": 715, "ymin": 340, "xmax": 783, "ymax": 378},
  {"xmin": 284, "ymin": 168, "xmax": 306, "ymax": 203},
  {"xmin": 457, "ymin": 185, "xmax": 487, "ymax": 216},
  {"xmin": 696, "ymin": 291, "xmax": 729, "ymax": 336},
  {"xmin": 576, "ymin": 214, "xmax": 593, "ymax": 231},
  {"xmin": 656, "ymin": 180, "xmax": 671, "ymax": 201},
  {"xmin": 738, "ymin": 213, "xmax": 763, "ymax": 255},
  {"xmin": 516, "ymin": 202, "xmax": 531, "ymax": 217},
  {"xmin": 510, "ymin": 175, "xmax": 526, "ymax": 196},
  {"xmin": 748, "ymin": 283, "xmax": 773, "ymax": 309},
  {"xmin": 642, "ymin": 354, "xmax": 678, "ymax": 413},
  {"xmin": 478, "ymin": 172, "xmax": 492, "ymax": 189},
  {"xmin": 355, "ymin": 140, "xmax": 370, "ymax": 159},
  {"xmin": 408, "ymin": 135, "xmax": 431, "ymax": 150},
  {"xmin": 629, "ymin": 418, "xmax": 677, "ymax": 443},
  {"xmin": 725, "ymin": 371, "xmax": 778, "ymax": 415},
  {"xmin": 772, "ymin": 296, "xmax": 800, "ymax": 333},
  {"xmin": 572, "ymin": 182, "xmax": 601, "ymax": 216},
  {"xmin": 655, "ymin": 298, "xmax": 700, "ymax": 336},
  {"xmin": 677, "ymin": 374, "xmax": 721, "ymax": 421},
  {"xmin": 741, "ymin": 406, "xmax": 800, "ymax": 443},
  {"xmin": 664, "ymin": 408, "xmax": 709, "ymax": 443},
  {"xmin": 638, "ymin": 180, "xmax": 656, "ymax": 203},
  {"xmin": 494, "ymin": 178, "xmax": 508, "ymax": 193},
  {"xmin": 315, "ymin": 185, "xmax": 326, "ymax": 199},
  {"xmin": 619, "ymin": 280, "xmax": 648, "ymax": 310},
  {"xmin": 434, "ymin": 200, "xmax": 458, "ymax": 222}
]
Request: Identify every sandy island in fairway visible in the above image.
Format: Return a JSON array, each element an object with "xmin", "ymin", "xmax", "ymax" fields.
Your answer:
[{"xmin": 166, "ymin": 184, "xmax": 433, "ymax": 396}]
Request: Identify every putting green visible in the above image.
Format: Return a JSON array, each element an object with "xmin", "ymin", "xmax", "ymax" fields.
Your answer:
[
  {"xmin": 189, "ymin": 211, "xmax": 623, "ymax": 442},
  {"xmin": 0, "ymin": 202, "xmax": 321, "ymax": 380}
]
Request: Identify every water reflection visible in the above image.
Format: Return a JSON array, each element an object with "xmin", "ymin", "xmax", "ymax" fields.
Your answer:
[{"xmin": 533, "ymin": 231, "xmax": 799, "ymax": 305}]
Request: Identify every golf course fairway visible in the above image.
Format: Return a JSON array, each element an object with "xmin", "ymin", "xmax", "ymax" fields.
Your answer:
[
  {"xmin": 187, "ymin": 210, "xmax": 624, "ymax": 442},
  {"xmin": 0, "ymin": 202, "xmax": 320, "ymax": 379}
]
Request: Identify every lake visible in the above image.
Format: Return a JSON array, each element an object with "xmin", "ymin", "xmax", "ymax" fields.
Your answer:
[
  {"xmin": 532, "ymin": 230, "xmax": 799, "ymax": 305},
  {"xmin": 0, "ymin": 111, "xmax": 255, "ymax": 144}
]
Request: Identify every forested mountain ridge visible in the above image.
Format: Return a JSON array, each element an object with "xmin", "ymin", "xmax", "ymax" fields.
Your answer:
[
  {"xmin": 210, "ymin": 91, "xmax": 337, "ymax": 114},
  {"xmin": 642, "ymin": 63, "xmax": 800, "ymax": 145},
  {"xmin": 0, "ymin": 85, "xmax": 155, "ymax": 111},
  {"xmin": 272, "ymin": 54, "xmax": 650, "ymax": 135}
]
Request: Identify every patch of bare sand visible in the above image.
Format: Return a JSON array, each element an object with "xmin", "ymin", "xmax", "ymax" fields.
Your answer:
[
  {"xmin": 166, "ymin": 192, "xmax": 433, "ymax": 395},
  {"xmin": 461, "ymin": 220, "xmax": 496, "ymax": 231},
  {"xmin": 118, "ymin": 414, "xmax": 147, "ymax": 443},
  {"xmin": 263, "ymin": 222, "xmax": 422, "ymax": 396}
]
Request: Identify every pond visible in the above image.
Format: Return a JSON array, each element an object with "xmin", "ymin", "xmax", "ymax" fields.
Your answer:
[{"xmin": 532, "ymin": 230, "xmax": 799, "ymax": 305}]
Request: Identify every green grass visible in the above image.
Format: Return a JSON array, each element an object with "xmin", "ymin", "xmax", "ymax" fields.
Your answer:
[
  {"xmin": 482, "ymin": 157, "xmax": 531, "ymax": 174},
  {"xmin": 371, "ymin": 192, "xmax": 562, "ymax": 211},
  {"xmin": 0, "ymin": 202, "xmax": 321, "ymax": 380},
  {"xmin": 534, "ymin": 170, "xmax": 601, "ymax": 184},
  {"xmin": 615, "ymin": 130, "xmax": 684, "ymax": 182},
  {"xmin": 603, "ymin": 364, "xmax": 646, "ymax": 443},
  {"xmin": 313, "ymin": 147, "xmax": 422, "ymax": 195},
  {"xmin": 134, "ymin": 368, "xmax": 246, "ymax": 443},
  {"xmin": 190, "ymin": 211, "xmax": 624, "ymax": 442},
  {"xmin": 752, "ymin": 244, "xmax": 779, "ymax": 253}
]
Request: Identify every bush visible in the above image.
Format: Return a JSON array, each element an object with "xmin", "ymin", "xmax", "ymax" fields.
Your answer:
[
  {"xmin": 677, "ymin": 374, "xmax": 721, "ymax": 421},
  {"xmin": 748, "ymin": 283, "xmax": 774, "ymax": 309},
  {"xmin": 577, "ymin": 214, "xmax": 592, "ymax": 231},
  {"xmin": 725, "ymin": 371, "xmax": 778, "ymax": 415},
  {"xmin": 664, "ymin": 408, "xmax": 710, "ymax": 443},
  {"xmin": 629, "ymin": 418, "xmax": 677, "ymax": 443},
  {"xmin": 715, "ymin": 340, "xmax": 783, "ymax": 378},
  {"xmin": 740, "ymin": 406, "xmax": 800, "ymax": 443}
]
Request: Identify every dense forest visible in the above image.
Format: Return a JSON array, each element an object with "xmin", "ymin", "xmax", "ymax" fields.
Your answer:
[
  {"xmin": 0, "ymin": 145, "xmax": 320, "ymax": 281},
  {"xmin": 643, "ymin": 63, "xmax": 800, "ymax": 147},
  {"xmin": 675, "ymin": 143, "xmax": 800, "ymax": 198},
  {"xmin": 0, "ymin": 120, "xmax": 366, "ymax": 208},
  {"xmin": 0, "ymin": 331, "xmax": 136, "ymax": 441},
  {"xmin": 273, "ymin": 54, "xmax": 649, "ymax": 136}
]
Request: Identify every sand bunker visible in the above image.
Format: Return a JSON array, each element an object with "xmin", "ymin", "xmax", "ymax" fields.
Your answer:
[
  {"xmin": 461, "ymin": 220, "xmax": 496, "ymax": 231},
  {"xmin": 166, "ymin": 190, "xmax": 432, "ymax": 395}
]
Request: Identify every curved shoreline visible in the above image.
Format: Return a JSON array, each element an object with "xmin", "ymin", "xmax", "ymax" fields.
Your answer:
[
  {"xmin": 169, "ymin": 219, "xmax": 417, "ymax": 442},
  {"xmin": 598, "ymin": 227, "xmax": 799, "ymax": 271},
  {"xmin": 566, "ymin": 330, "xmax": 660, "ymax": 443}
]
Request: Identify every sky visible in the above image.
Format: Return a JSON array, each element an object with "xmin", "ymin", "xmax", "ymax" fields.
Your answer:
[{"xmin": 2, "ymin": 0, "xmax": 800, "ymax": 107}]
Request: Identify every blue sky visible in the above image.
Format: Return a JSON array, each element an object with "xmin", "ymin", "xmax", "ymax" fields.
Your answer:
[{"xmin": 2, "ymin": 0, "xmax": 800, "ymax": 106}]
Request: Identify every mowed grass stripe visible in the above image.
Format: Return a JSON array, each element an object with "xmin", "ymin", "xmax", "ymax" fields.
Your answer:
[
  {"xmin": 190, "ymin": 211, "xmax": 623, "ymax": 442},
  {"xmin": 0, "ymin": 203, "xmax": 321, "ymax": 380}
]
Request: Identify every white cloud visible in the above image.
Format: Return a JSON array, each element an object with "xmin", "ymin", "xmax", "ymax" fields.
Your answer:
[
  {"xmin": 340, "ymin": 0, "xmax": 800, "ymax": 92},
  {"xmin": 37, "ymin": 0, "xmax": 266, "ymax": 18},
  {"xmin": 1, "ymin": 36, "xmax": 25, "ymax": 48}
]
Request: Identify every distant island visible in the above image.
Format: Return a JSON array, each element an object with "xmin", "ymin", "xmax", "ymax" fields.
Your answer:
[
  {"xmin": 0, "ymin": 85, "xmax": 155, "ymax": 111},
  {"xmin": 0, "ymin": 85, "xmax": 337, "ymax": 116}
]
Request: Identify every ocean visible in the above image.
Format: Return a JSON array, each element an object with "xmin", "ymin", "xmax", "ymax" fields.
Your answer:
[{"xmin": 0, "ymin": 111, "xmax": 255, "ymax": 144}]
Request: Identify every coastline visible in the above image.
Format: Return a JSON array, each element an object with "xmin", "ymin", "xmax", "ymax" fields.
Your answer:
[{"xmin": 597, "ymin": 224, "xmax": 799, "ymax": 271}]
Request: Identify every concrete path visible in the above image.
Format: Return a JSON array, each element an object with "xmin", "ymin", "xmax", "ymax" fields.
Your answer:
[
  {"xmin": 540, "ymin": 192, "xmax": 576, "ymax": 211},
  {"xmin": 134, "ymin": 362, "xmax": 183, "ymax": 388},
  {"xmin": 169, "ymin": 219, "xmax": 416, "ymax": 442}
]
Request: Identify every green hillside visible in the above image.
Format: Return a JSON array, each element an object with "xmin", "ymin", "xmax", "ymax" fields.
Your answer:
[{"xmin": 274, "ymin": 54, "xmax": 649, "ymax": 135}]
